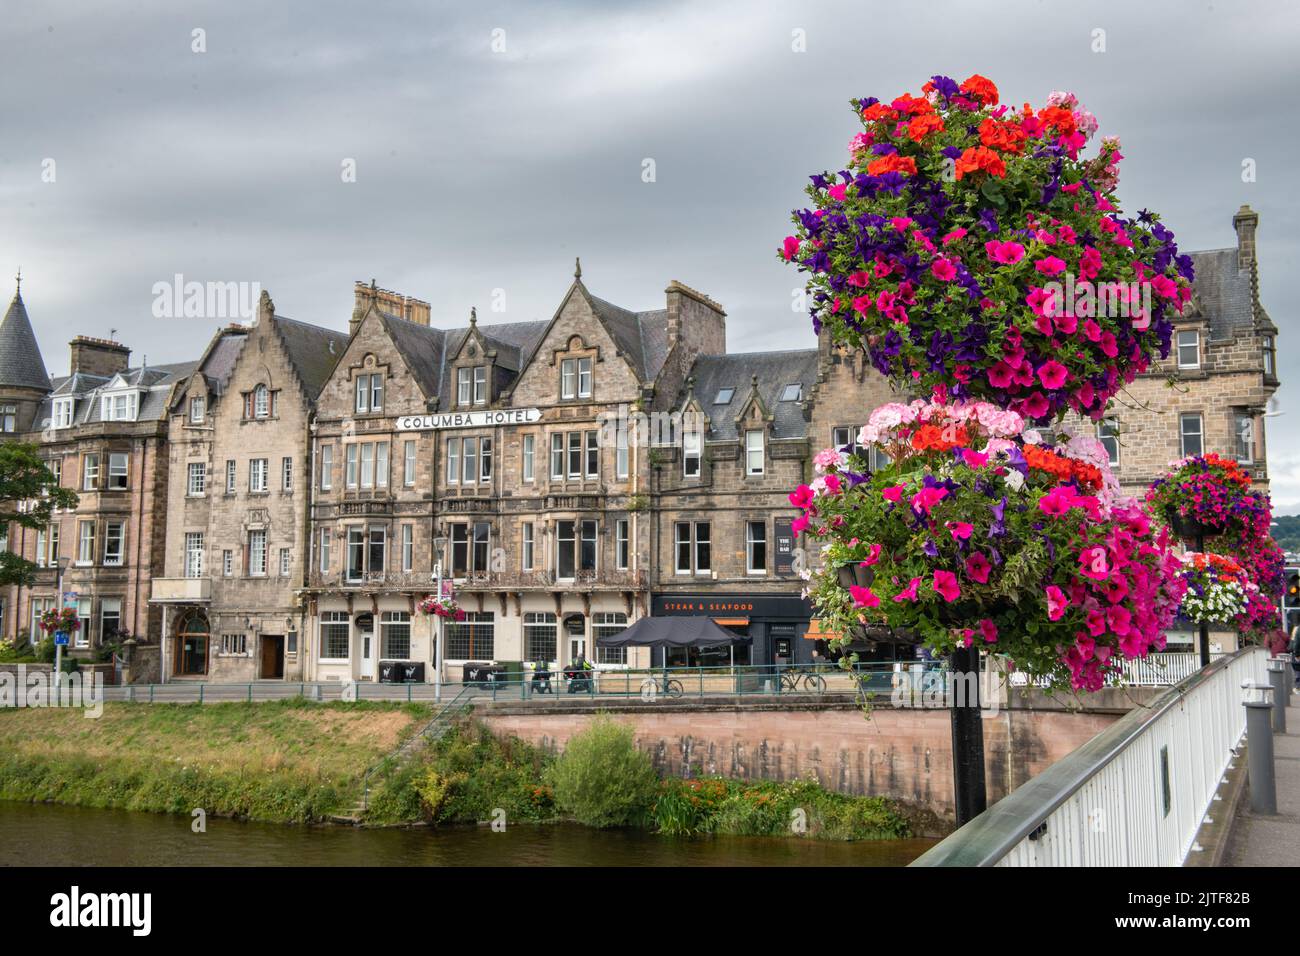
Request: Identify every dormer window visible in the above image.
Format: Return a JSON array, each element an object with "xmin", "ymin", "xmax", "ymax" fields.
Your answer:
[
  {"xmin": 1176, "ymin": 331, "xmax": 1200, "ymax": 370},
  {"xmin": 101, "ymin": 391, "xmax": 139, "ymax": 422},
  {"xmin": 457, "ymin": 366, "xmax": 487, "ymax": 406},
  {"xmin": 52, "ymin": 398, "xmax": 74, "ymax": 429},
  {"xmin": 355, "ymin": 374, "xmax": 384, "ymax": 414},
  {"xmin": 0, "ymin": 405, "xmax": 15, "ymax": 432},
  {"xmin": 683, "ymin": 430, "xmax": 702, "ymax": 478},
  {"xmin": 189, "ymin": 396, "xmax": 205, "ymax": 423},
  {"xmin": 745, "ymin": 430, "xmax": 765, "ymax": 476},
  {"xmin": 780, "ymin": 383, "xmax": 802, "ymax": 402},
  {"xmin": 560, "ymin": 357, "xmax": 593, "ymax": 401}
]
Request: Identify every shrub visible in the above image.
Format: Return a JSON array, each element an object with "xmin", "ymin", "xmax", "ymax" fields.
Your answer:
[{"xmin": 545, "ymin": 716, "xmax": 657, "ymax": 828}]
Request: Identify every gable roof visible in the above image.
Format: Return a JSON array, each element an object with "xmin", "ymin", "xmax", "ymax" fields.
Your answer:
[
  {"xmin": 0, "ymin": 289, "xmax": 52, "ymax": 392},
  {"xmin": 686, "ymin": 349, "xmax": 819, "ymax": 441}
]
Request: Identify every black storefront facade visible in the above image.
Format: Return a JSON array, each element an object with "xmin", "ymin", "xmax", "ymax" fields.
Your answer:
[{"xmin": 650, "ymin": 593, "xmax": 814, "ymax": 668}]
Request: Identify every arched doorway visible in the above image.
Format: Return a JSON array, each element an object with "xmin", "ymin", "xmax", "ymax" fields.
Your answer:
[{"xmin": 175, "ymin": 611, "xmax": 210, "ymax": 676}]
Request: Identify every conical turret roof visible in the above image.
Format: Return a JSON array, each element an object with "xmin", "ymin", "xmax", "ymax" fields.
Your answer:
[{"xmin": 0, "ymin": 286, "xmax": 52, "ymax": 392}]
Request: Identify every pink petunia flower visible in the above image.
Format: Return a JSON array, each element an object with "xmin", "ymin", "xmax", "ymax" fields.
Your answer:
[{"xmin": 933, "ymin": 570, "xmax": 961, "ymax": 603}]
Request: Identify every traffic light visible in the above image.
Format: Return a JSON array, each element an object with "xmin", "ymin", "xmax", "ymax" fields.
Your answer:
[{"xmin": 1288, "ymin": 573, "xmax": 1300, "ymax": 604}]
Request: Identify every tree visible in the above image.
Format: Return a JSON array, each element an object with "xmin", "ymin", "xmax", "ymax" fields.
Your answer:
[{"xmin": 0, "ymin": 441, "xmax": 79, "ymax": 587}]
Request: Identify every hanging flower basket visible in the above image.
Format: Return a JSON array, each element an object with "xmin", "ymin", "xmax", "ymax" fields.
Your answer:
[
  {"xmin": 793, "ymin": 399, "xmax": 1187, "ymax": 690},
  {"xmin": 38, "ymin": 607, "xmax": 81, "ymax": 635},
  {"xmin": 779, "ymin": 74, "xmax": 1192, "ymax": 424},
  {"xmin": 1147, "ymin": 454, "xmax": 1283, "ymax": 639},
  {"xmin": 1176, "ymin": 552, "xmax": 1252, "ymax": 625},
  {"xmin": 417, "ymin": 595, "xmax": 466, "ymax": 621},
  {"xmin": 1165, "ymin": 506, "xmax": 1216, "ymax": 543}
]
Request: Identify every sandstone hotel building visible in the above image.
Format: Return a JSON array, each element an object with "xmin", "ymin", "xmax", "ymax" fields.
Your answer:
[{"xmin": 0, "ymin": 206, "xmax": 1279, "ymax": 681}]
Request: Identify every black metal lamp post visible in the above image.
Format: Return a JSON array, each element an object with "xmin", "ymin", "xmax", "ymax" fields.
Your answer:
[{"xmin": 949, "ymin": 643, "xmax": 987, "ymax": 825}]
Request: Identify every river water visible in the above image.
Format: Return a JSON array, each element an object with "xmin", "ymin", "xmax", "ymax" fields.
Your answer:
[{"xmin": 0, "ymin": 802, "xmax": 934, "ymax": 867}]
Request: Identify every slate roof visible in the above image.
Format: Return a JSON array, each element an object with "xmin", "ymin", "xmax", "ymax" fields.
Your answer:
[
  {"xmin": 1186, "ymin": 248, "xmax": 1259, "ymax": 339},
  {"xmin": 0, "ymin": 290, "xmax": 52, "ymax": 392},
  {"xmin": 36, "ymin": 361, "xmax": 197, "ymax": 429},
  {"xmin": 687, "ymin": 349, "xmax": 819, "ymax": 441},
  {"xmin": 588, "ymin": 294, "xmax": 672, "ymax": 381},
  {"xmin": 273, "ymin": 314, "xmax": 349, "ymax": 398}
]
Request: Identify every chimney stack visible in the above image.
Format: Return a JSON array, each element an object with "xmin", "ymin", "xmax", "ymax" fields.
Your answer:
[
  {"xmin": 664, "ymin": 280, "xmax": 726, "ymax": 364},
  {"xmin": 69, "ymin": 336, "xmax": 131, "ymax": 378},
  {"xmin": 1233, "ymin": 204, "xmax": 1259, "ymax": 272},
  {"xmin": 351, "ymin": 280, "xmax": 430, "ymax": 336}
]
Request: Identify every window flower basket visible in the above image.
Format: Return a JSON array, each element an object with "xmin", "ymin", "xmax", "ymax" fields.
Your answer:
[
  {"xmin": 417, "ymin": 595, "xmax": 466, "ymax": 621},
  {"xmin": 793, "ymin": 399, "xmax": 1187, "ymax": 691},
  {"xmin": 779, "ymin": 74, "xmax": 1192, "ymax": 425}
]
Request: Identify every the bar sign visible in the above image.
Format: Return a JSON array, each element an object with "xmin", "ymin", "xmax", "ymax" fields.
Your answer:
[{"xmin": 774, "ymin": 518, "xmax": 794, "ymax": 575}]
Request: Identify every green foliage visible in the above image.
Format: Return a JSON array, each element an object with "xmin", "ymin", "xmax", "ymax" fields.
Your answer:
[
  {"xmin": 367, "ymin": 722, "xmax": 555, "ymax": 826},
  {"xmin": 544, "ymin": 716, "xmax": 657, "ymax": 828},
  {"xmin": 0, "ymin": 442, "xmax": 80, "ymax": 587},
  {"xmin": 653, "ymin": 777, "xmax": 912, "ymax": 841}
]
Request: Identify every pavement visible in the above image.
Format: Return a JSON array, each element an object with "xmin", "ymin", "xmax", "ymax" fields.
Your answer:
[{"xmin": 1225, "ymin": 692, "xmax": 1300, "ymax": 867}]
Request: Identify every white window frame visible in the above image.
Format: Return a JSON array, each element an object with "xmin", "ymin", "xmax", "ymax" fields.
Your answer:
[
  {"xmin": 683, "ymin": 430, "xmax": 702, "ymax": 478},
  {"xmin": 1235, "ymin": 412, "xmax": 1255, "ymax": 464},
  {"xmin": 346, "ymin": 445, "xmax": 358, "ymax": 489},
  {"xmin": 248, "ymin": 529, "xmax": 268, "ymax": 577},
  {"xmin": 401, "ymin": 524, "xmax": 413, "ymax": 572},
  {"xmin": 103, "ymin": 521, "xmax": 124, "ymax": 567},
  {"xmin": 404, "ymin": 440, "xmax": 416, "ymax": 487},
  {"xmin": 187, "ymin": 462, "xmax": 206, "ymax": 497},
  {"xmin": 319, "ymin": 611, "xmax": 350, "ymax": 663},
  {"xmin": 446, "ymin": 438, "xmax": 460, "ymax": 484},
  {"xmin": 226, "ymin": 460, "xmax": 236, "ymax": 494},
  {"xmin": 615, "ymin": 519, "xmax": 629, "ymax": 570},
  {"xmin": 108, "ymin": 453, "xmax": 128, "ymax": 490},
  {"xmin": 745, "ymin": 430, "xmax": 765, "ymax": 476},
  {"xmin": 1176, "ymin": 330, "xmax": 1200, "ymax": 370},
  {"xmin": 83, "ymin": 454, "xmax": 100, "ymax": 490},
  {"xmin": 249, "ymin": 458, "xmax": 268, "ymax": 494},
  {"xmin": 321, "ymin": 445, "xmax": 334, "ymax": 491},
  {"xmin": 1098, "ymin": 419, "xmax": 1120, "ymax": 468},
  {"xmin": 78, "ymin": 521, "xmax": 96, "ymax": 565},
  {"xmin": 1180, "ymin": 413, "xmax": 1204, "ymax": 459},
  {"xmin": 522, "ymin": 434, "xmax": 535, "ymax": 482},
  {"xmin": 184, "ymin": 531, "xmax": 204, "ymax": 578},
  {"xmin": 521, "ymin": 522, "xmax": 534, "ymax": 572},
  {"xmin": 282, "ymin": 457, "xmax": 293, "ymax": 492},
  {"xmin": 189, "ymin": 396, "xmax": 205, "ymax": 423},
  {"xmin": 746, "ymin": 520, "xmax": 767, "ymax": 575}
]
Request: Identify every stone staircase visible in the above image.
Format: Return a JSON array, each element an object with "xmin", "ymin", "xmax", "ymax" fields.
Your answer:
[{"xmin": 330, "ymin": 688, "xmax": 479, "ymax": 824}]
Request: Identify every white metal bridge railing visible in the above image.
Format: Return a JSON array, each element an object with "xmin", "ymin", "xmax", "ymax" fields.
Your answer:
[{"xmin": 911, "ymin": 645, "xmax": 1269, "ymax": 867}]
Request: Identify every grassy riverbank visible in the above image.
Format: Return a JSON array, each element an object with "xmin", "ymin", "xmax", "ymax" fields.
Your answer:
[
  {"xmin": 0, "ymin": 702, "xmax": 929, "ymax": 840},
  {"xmin": 367, "ymin": 721, "xmax": 927, "ymax": 841},
  {"xmin": 0, "ymin": 699, "xmax": 430, "ymax": 822}
]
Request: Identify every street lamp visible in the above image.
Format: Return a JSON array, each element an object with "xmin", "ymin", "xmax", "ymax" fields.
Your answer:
[
  {"xmin": 54, "ymin": 555, "xmax": 70, "ymax": 703},
  {"xmin": 433, "ymin": 535, "xmax": 449, "ymax": 702}
]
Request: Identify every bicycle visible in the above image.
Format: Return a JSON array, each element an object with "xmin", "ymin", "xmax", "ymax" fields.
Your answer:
[
  {"xmin": 777, "ymin": 667, "xmax": 827, "ymax": 694},
  {"xmin": 638, "ymin": 673, "xmax": 684, "ymax": 700}
]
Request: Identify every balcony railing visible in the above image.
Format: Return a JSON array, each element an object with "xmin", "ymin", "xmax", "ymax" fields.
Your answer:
[
  {"xmin": 150, "ymin": 577, "xmax": 212, "ymax": 602},
  {"xmin": 456, "ymin": 568, "xmax": 647, "ymax": 590}
]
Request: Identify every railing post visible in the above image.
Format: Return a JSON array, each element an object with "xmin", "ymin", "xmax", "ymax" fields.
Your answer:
[
  {"xmin": 1243, "ymin": 680, "xmax": 1277, "ymax": 815},
  {"xmin": 199, "ymin": 684, "xmax": 204, "ymax": 705},
  {"xmin": 950, "ymin": 645, "xmax": 987, "ymax": 826},
  {"xmin": 1267, "ymin": 659, "xmax": 1288, "ymax": 734}
]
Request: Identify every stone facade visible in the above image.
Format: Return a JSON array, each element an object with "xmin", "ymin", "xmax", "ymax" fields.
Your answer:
[
  {"xmin": 0, "ymin": 316, "xmax": 185, "ymax": 677},
  {"xmin": 150, "ymin": 292, "xmax": 347, "ymax": 682}
]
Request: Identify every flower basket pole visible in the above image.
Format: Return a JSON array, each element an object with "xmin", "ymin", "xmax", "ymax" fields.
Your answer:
[
  {"xmin": 942, "ymin": 605, "xmax": 986, "ymax": 824},
  {"xmin": 1167, "ymin": 507, "xmax": 1213, "ymax": 668}
]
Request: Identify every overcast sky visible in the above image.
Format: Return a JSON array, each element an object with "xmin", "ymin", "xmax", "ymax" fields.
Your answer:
[{"xmin": 2, "ymin": 1, "xmax": 1297, "ymax": 505}]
